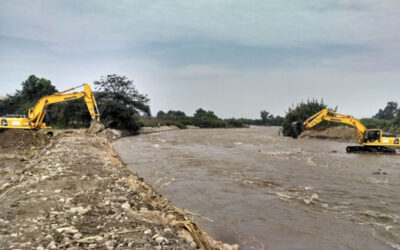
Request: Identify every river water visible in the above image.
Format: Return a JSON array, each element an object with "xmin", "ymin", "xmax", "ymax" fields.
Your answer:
[{"xmin": 114, "ymin": 127, "xmax": 400, "ymax": 250}]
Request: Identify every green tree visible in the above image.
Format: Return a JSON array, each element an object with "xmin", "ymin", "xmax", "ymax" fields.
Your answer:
[
  {"xmin": 94, "ymin": 74, "xmax": 150, "ymax": 132},
  {"xmin": 166, "ymin": 110, "xmax": 186, "ymax": 119},
  {"xmin": 156, "ymin": 110, "xmax": 167, "ymax": 118},
  {"xmin": 0, "ymin": 75, "xmax": 57, "ymax": 116},
  {"xmin": 373, "ymin": 102, "xmax": 398, "ymax": 120},
  {"xmin": 260, "ymin": 110, "xmax": 269, "ymax": 124},
  {"xmin": 193, "ymin": 108, "xmax": 226, "ymax": 128}
]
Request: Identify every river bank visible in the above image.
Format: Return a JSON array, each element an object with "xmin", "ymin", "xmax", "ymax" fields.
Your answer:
[{"xmin": 0, "ymin": 129, "xmax": 238, "ymax": 249}]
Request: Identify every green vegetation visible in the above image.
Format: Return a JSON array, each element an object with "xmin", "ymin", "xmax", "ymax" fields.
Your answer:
[
  {"xmin": 282, "ymin": 99, "xmax": 329, "ymax": 136},
  {"xmin": 0, "ymin": 75, "xmax": 57, "ymax": 115},
  {"xmin": 152, "ymin": 109, "xmax": 283, "ymax": 128},
  {"xmin": 151, "ymin": 108, "xmax": 245, "ymax": 128},
  {"xmin": 139, "ymin": 118, "xmax": 187, "ymax": 129},
  {"xmin": 366, "ymin": 102, "xmax": 400, "ymax": 133},
  {"xmin": 93, "ymin": 75, "xmax": 150, "ymax": 132},
  {"xmin": 360, "ymin": 118, "xmax": 393, "ymax": 131},
  {"xmin": 373, "ymin": 102, "xmax": 398, "ymax": 120}
]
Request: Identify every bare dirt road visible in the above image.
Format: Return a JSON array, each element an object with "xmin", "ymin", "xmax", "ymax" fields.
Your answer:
[{"xmin": 115, "ymin": 126, "xmax": 400, "ymax": 250}]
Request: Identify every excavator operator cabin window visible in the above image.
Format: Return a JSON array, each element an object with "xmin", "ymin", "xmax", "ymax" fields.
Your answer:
[{"xmin": 368, "ymin": 131, "xmax": 380, "ymax": 142}]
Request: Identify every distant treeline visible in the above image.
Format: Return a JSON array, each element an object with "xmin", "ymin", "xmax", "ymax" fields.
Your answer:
[
  {"xmin": 362, "ymin": 101, "xmax": 400, "ymax": 132},
  {"xmin": 139, "ymin": 109, "xmax": 284, "ymax": 129}
]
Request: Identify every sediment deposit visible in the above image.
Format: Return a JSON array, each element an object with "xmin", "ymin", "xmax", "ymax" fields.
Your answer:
[{"xmin": 299, "ymin": 126, "xmax": 358, "ymax": 142}]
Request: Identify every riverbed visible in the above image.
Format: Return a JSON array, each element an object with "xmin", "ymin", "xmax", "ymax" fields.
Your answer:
[{"xmin": 114, "ymin": 127, "xmax": 400, "ymax": 250}]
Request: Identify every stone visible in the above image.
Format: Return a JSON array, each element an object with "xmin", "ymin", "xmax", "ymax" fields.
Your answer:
[
  {"xmin": 56, "ymin": 226, "xmax": 79, "ymax": 234},
  {"xmin": 88, "ymin": 243, "xmax": 97, "ymax": 249},
  {"xmin": 47, "ymin": 241, "xmax": 57, "ymax": 249},
  {"xmin": 69, "ymin": 206, "xmax": 91, "ymax": 215},
  {"xmin": 105, "ymin": 240, "xmax": 114, "ymax": 250},
  {"xmin": 163, "ymin": 228, "xmax": 173, "ymax": 237},
  {"xmin": 121, "ymin": 202, "xmax": 131, "ymax": 211},
  {"xmin": 155, "ymin": 236, "xmax": 169, "ymax": 244},
  {"xmin": 73, "ymin": 233, "xmax": 82, "ymax": 240}
]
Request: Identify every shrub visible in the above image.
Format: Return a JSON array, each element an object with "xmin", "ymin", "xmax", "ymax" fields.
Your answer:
[
  {"xmin": 282, "ymin": 99, "xmax": 329, "ymax": 136},
  {"xmin": 360, "ymin": 118, "xmax": 393, "ymax": 130},
  {"xmin": 192, "ymin": 108, "xmax": 226, "ymax": 128},
  {"xmin": 225, "ymin": 118, "xmax": 247, "ymax": 128}
]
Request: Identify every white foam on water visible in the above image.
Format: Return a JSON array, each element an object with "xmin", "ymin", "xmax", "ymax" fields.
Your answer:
[
  {"xmin": 307, "ymin": 156, "xmax": 316, "ymax": 166},
  {"xmin": 367, "ymin": 177, "xmax": 389, "ymax": 184},
  {"xmin": 276, "ymin": 192, "xmax": 291, "ymax": 200}
]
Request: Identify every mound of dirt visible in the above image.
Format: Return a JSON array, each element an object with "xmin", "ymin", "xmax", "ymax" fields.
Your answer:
[
  {"xmin": 0, "ymin": 130, "xmax": 51, "ymax": 151},
  {"xmin": 299, "ymin": 126, "xmax": 358, "ymax": 142}
]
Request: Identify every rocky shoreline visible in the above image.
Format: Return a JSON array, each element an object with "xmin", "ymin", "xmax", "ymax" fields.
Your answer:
[{"xmin": 0, "ymin": 129, "xmax": 238, "ymax": 249}]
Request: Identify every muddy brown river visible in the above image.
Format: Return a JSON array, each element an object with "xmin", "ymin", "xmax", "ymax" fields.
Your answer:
[{"xmin": 114, "ymin": 127, "xmax": 400, "ymax": 249}]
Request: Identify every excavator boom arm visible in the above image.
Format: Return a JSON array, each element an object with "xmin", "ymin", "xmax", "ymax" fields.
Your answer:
[
  {"xmin": 27, "ymin": 84, "xmax": 101, "ymax": 129},
  {"xmin": 299, "ymin": 109, "xmax": 367, "ymax": 144}
]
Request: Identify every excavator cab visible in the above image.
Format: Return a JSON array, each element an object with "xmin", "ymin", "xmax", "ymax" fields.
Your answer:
[{"xmin": 364, "ymin": 130, "xmax": 381, "ymax": 143}]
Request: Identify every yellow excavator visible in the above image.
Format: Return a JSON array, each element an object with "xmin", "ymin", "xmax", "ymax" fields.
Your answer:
[
  {"xmin": 291, "ymin": 109, "xmax": 399, "ymax": 154},
  {"xmin": 0, "ymin": 84, "xmax": 104, "ymax": 133}
]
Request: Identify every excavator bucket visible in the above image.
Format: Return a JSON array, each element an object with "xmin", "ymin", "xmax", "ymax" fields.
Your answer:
[
  {"xmin": 290, "ymin": 122, "xmax": 304, "ymax": 138},
  {"xmin": 88, "ymin": 120, "xmax": 105, "ymax": 134}
]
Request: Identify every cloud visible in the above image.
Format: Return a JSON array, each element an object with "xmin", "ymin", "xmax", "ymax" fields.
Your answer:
[
  {"xmin": 0, "ymin": 0, "xmax": 399, "ymax": 118},
  {"xmin": 1, "ymin": 0, "xmax": 399, "ymax": 50}
]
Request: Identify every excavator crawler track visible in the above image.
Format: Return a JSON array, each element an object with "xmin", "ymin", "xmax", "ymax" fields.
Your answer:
[{"xmin": 346, "ymin": 146, "xmax": 397, "ymax": 154}]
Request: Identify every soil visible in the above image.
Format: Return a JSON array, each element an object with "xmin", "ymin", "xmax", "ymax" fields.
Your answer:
[
  {"xmin": 0, "ymin": 129, "xmax": 51, "ymax": 152},
  {"xmin": 0, "ymin": 129, "xmax": 238, "ymax": 250},
  {"xmin": 139, "ymin": 126, "xmax": 180, "ymax": 134},
  {"xmin": 299, "ymin": 126, "xmax": 358, "ymax": 142}
]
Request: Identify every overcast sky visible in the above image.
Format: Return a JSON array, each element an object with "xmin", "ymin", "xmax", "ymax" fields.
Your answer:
[{"xmin": 1, "ymin": 1, "xmax": 400, "ymax": 118}]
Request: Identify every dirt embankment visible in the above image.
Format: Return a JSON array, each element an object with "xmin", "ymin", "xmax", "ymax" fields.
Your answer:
[
  {"xmin": 139, "ymin": 126, "xmax": 180, "ymax": 134},
  {"xmin": 0, "ymin": 129, "xmax": 238, "ymax": 249},
  {"xmin": 299, "ymin": 126, "xmax": 358, "ymax": 142},
  {"xmin": 138, "ymin": 125, "xmax": 199, "ymax": 135}
]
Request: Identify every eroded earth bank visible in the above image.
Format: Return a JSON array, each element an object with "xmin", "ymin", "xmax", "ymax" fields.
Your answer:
[{"xmin": 0, "ymin": 129, "xmax": 238, "ymax": 249}]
